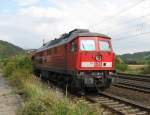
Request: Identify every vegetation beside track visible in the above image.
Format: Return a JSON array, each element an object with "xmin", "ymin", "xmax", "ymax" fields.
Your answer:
[
  {"xmin": 142, "ymin": 61, "xmax": 150, "ymax": 74},
  {"xmin": 0, "ymin": 55, "xmax": 103, "ymax": 115},
  {"xmin": 124, "ymin": 64, "xmax": 146, "ymax": 74},
  {"xmin": 121, "ymin": 63, "xmax": 150, "ymax": 75},
  {"xmin": 115, "ymin": 56, "xmax": 149, "ymax": 74},
  {"xmin": 115, "ymin": 56, "xmax": 128, "ymax": 72}
]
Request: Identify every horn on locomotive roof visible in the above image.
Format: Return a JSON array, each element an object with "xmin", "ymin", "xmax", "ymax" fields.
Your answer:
[
  {"xmin": 59, "ymin": 29, "xmax": 90, "ymax": 40},
  {"xmin": 69, "ymin": 29, "xmax": 89, "ymax": 34}
]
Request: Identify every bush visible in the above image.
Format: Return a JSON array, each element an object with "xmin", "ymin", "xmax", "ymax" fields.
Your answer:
[
  {"xmin": 142, "ymin": 61, "xmax": 150, "ymax": 74},
  {"xmin": 115, "ymin": 56, "xmax": 128, "ymax": 72},
  {"xmin": 22, "ymin": 99, "xmax": 48, "ymax": 115},
  {"xmin": 3, "ymin": 61, "xmax": 16, "ymax": 77},
  {"xmin": 15, "ymin": 55, "xmax": 32, "ymax": 70}
]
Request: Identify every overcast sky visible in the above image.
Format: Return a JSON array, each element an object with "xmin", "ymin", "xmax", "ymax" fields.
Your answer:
[{"xmin": 0, "ymin": 0, "xmax": 150, "ymax": 54}]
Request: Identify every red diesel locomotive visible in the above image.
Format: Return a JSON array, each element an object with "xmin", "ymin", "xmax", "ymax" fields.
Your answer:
[{"xmin": 32, "ymin": 29, "xmax": 115, "ymax": 92}]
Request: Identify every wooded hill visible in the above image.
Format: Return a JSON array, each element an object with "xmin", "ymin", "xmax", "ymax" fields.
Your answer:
[
  {"xmin": 0, "ymin": 40, "xmax": 24, "ymax": 59},
  {"xmin": 119, "ymin": 51, "xmax": 150, "ymax": 64}
]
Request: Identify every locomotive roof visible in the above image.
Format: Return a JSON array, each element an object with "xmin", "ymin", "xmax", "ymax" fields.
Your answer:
[{"xmin": 37, "ymin": 29, "xmax": 111, "ymax": 52}]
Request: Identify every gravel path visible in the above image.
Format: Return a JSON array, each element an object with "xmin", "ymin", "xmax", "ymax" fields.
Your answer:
[{"xmin": 0, "ymin": 74, "xmax": 22, "ymax": 115}]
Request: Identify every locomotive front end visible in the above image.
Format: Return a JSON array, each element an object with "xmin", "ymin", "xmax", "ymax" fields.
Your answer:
[{"xmin": 77, "ymin": 36, "xmax": 115, "ymax": 90}]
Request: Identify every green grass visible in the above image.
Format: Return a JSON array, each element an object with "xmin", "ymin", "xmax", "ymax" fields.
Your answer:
[
  {"xmin": 124, "ymin": 65, "xmax": 146, "ymax": 74},
  {"xmin": 122, "ymin": 64, "xmax": 150, "ymax": 75},
  {"xmin": 1, "ymin": 55, "xmax": 103, "ymax": 115}
]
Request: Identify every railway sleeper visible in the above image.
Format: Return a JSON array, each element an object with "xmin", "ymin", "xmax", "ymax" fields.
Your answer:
[
  {"xmin": 104, "ymin": 102, "xmax": 119, "ymax": 106},
  {"xmin": 99, "ymin": 100, "xmax": 139, "ymax": 115},
  {"xmin": 103, "ymin": 101, "xmax": 119, "ymax": 105},
  {"xmin": 102, "ymin": 111, "xmax": 113, "ymax": 115},
  {"xmin": 135, "ymin": 111, "xmax": 148, "ymax": 115},
  {"xmin": 99, "ymin": 99, "xmax": 114, "ymax": 103},
  {"xmin": 111, "ymin": 104, "xmax": 125, "ymax": 108},
  {"xmin": 112, "ymin": 106, "xmax": 139, "ymax": 115},
  {"xmin": 98, "ymin": 98, "xmax": 109, "ymax": 101},
  {"xmin": 125, "ymin": 108, "xmax": 140, "ymax": 114},
  {"xmin": 122, "ymin": 109, "xmax": 142, "ymax": 115},
  {"xmin": 97, "ymin": 97, "xmax": 107, "ymax": 100},
  {"xmin": 114, "ymin": 106, "xmax": 132, "ymax": 111}
]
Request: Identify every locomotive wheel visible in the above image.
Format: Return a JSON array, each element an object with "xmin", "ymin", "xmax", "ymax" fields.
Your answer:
[
  {"xmin": 40, "ymin": 70, "xmax": 49, "ymax": 80},
  {"xmin": 58, "ymin": 74, "xmax": 66, "ymax": 88},
  {"xmin": 33, "ymin": 69, "xmax": 40, "ymax": 77},
  {"xmin": 68, "ymin": 78, "xmax": 79, "ymax": 93},
  {"xmin": 69, "ymin": 78, "xmax": 85, "ymax": 95},
  {"xmin": 104, "ymin": 78, "xmax": 112, "ymax": 89},
  {"xmin": 95, "ymin": 78, "xmax": 112, "ymax": 93},
  {"xmin": 95, "ymin": 85, "xmax": 104, "ymax": 93}
]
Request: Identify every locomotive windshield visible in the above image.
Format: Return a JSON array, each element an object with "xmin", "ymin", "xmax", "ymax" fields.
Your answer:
[
  {"xmin": 99, "ymin": 41, "xmax": 111, "ymax": 51},
  {"xmin": 80, "ymin": 40, "xmax": 96, "ymax": 51}
]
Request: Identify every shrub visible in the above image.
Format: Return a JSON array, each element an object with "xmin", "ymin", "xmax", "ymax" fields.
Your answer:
[
  {"xmin": 22, "ymin": 98, "xmax": 48, "ymax": 115},
  {"xmin": 3, "ymin": 61, "xmax": 16, "ymax": 77},
  {"xmin": 2, "ymin": 55, "xmax": 32, "ymax": 77},
  {"xmin": 142, "ymin": 61, "xmax": 150, "ymax": 74},
  {"xmin": 72, "ymin": 100, "xmax": 94, "ymax": 115},
  {"xmin": 115, "ymin": 56, "xmax": 128, "ymax": 72},
  {"xmin": 15, "ymin": 55, "xmax": 32, "ymax": 71}
]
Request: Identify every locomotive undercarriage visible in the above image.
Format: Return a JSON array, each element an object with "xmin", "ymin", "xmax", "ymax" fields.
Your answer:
[
  {"xmin": 33, "ymin": 68, "xmax": 112, "ymax": 93},
  {"xmin": 73, "ymin": 71, "xmax": 112, "ymax": 92}
]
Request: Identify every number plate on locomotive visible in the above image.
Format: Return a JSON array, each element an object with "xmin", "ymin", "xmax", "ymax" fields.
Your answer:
[
  {"xmin": 81, "ymin": 62, "xmax": 101, "ymax": 67},
  {"xmin": 81, "ymin": 62, "xmax": 112, "ymax": 67}
]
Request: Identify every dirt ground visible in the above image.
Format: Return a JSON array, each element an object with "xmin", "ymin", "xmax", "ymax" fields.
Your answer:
[{"xmin": 0, "ymin": 74, "xmax": 23, "ymax": 115}]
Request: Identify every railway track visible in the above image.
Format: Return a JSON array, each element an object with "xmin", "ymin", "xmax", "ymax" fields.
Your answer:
[
  {"xmin": 118, "ymin": 73, "xmax": 150, "ymax": 78},
  {"xmin": 113, "ymin": 83, "xmax": 150, "ymax": 93},
  {"xmin": 85, "ymin": 92, "xmax": 150, "ymax": 115},
  {"xmin": 112, "ymin": 73, "xmax": 150, "ymax": 93},
  {"xmin": 112, "ymin": 79, "xmax": 150, "ymax": 93},
  {"xmin": 113, "ymin": 73, "xmax": 150, "ymax": 82}
]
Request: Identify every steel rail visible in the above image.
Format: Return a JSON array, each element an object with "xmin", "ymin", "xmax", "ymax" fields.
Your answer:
[
  {"xmin": 112, "ymin": 73, "xmax": 150, "ymax": 94},
  {"xmin": 114, "ymin": 73, "xmax": 150, "ymax": 82},
  {"xmin": 85, "ymin": 92, "xmax": 150, "ymax": 115},
  {"xmin": 117, "ymin": 73, "xmax": 150, "ymax": 78},
  {"xmin": 99, "ymin": 92, "xmax": 150, "ymax": 112},
  {"xmin": 113, "ymin": 83, "xmax": 150, "ymax": 93},
  {"xmin": 113, "ymin": 79, "xmax": 150, "ymax": 89},
  {"xmin": 113, "ymin": 75, "xmax": 150, "ymax": 82}
]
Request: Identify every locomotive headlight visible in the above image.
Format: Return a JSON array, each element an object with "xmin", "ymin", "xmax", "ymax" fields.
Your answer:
[{"xmin": 96, "ymin": 55, "xmax": 102, "ymax": 61}]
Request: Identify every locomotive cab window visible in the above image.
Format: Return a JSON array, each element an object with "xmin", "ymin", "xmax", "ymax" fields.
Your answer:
[
  {"xmin": 99, "ymin": 41, "xmax": 111, "ymax": 51},
  {"xmin": 80, "ymin": 40, "xmax": 95, "ymax": 51},
  {"xmin": 71, "ymin": 42, "xmax": 77, "ymax": 52}
]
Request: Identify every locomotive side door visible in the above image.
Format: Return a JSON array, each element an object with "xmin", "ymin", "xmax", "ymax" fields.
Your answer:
[{"xmin": 66, "ymin": 39, "xmax": 78, "ymax": 75}]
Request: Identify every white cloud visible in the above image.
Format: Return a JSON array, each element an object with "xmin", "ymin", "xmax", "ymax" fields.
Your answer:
[
  {"xmin": 0, "ymin": 0, "xmax": 150, "ymax": 54},
  {"xmin": 0, "ymin": 34, "xmax": 10, "ymax": 41},
  {"xmin": 15, "ymin": 0, "xmax": 40, "ymax": 6},
  {"xmin": 19, "ymin": 6, "xmax": 67, "ymax": 18}
]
